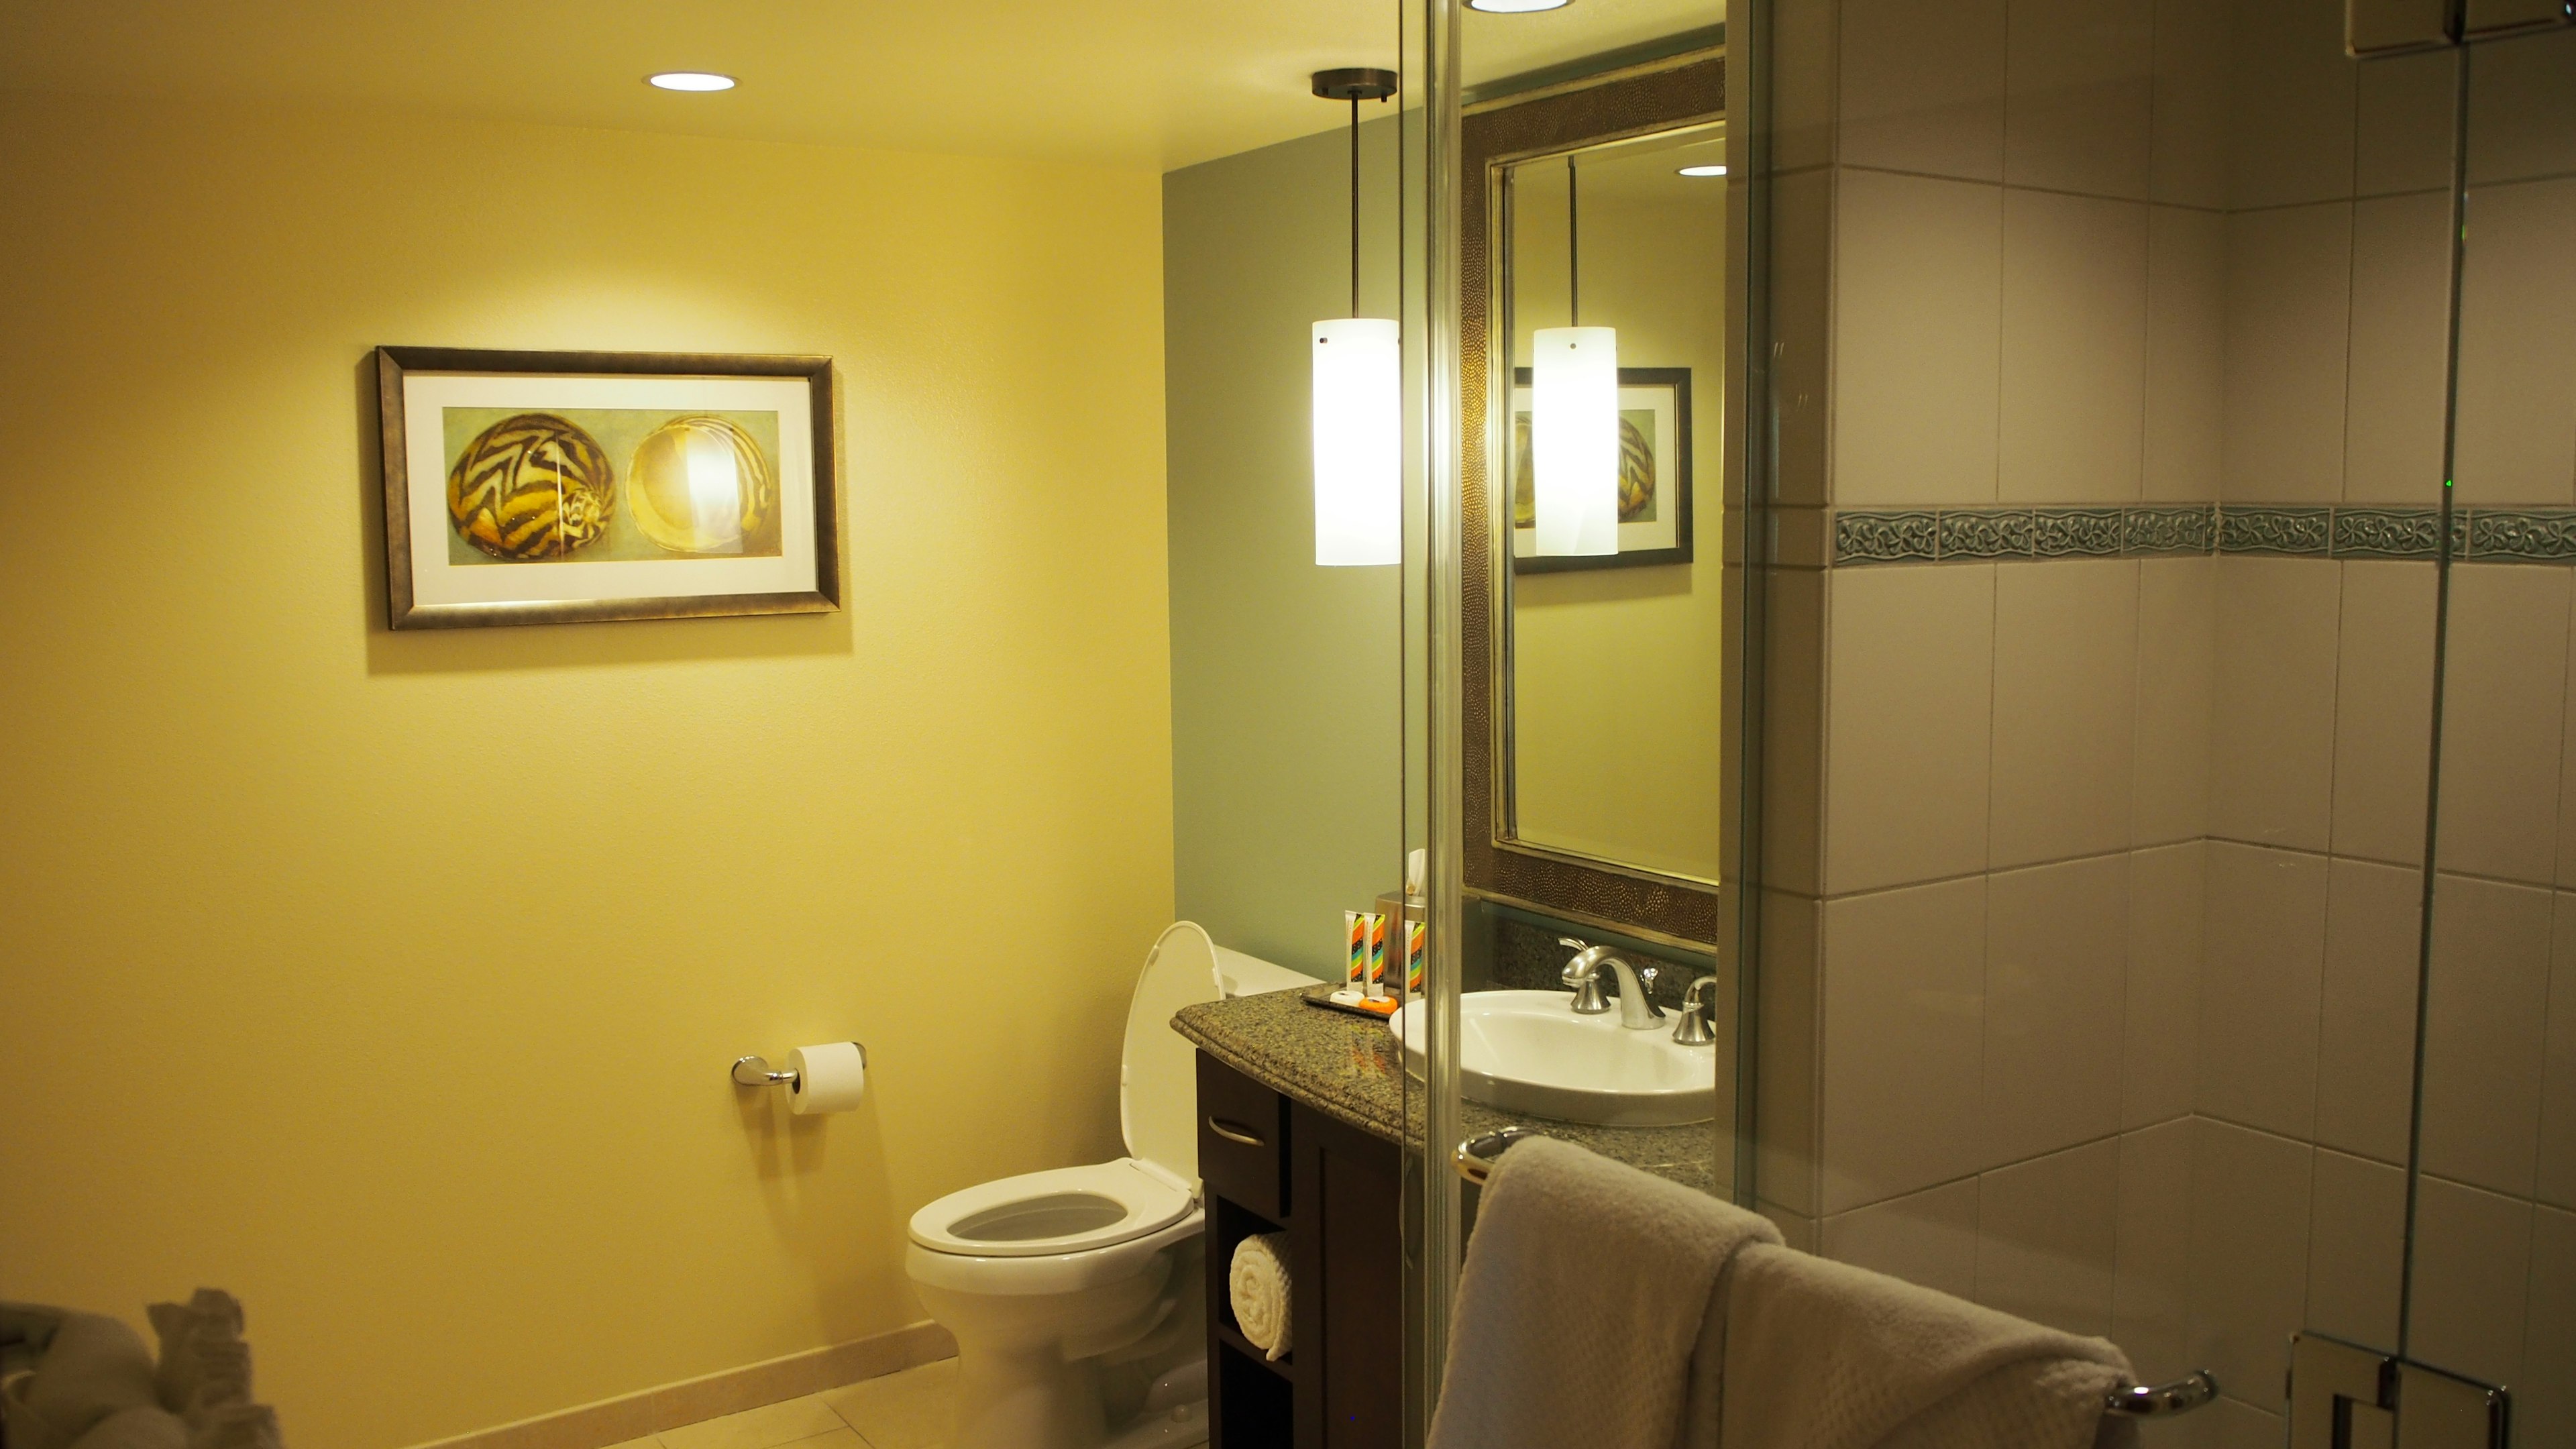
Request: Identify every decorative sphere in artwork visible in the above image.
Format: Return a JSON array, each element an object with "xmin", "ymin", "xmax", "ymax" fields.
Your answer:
[
  {"xmin": 446, "ymin": 414, "xmax": 616, "ymax": 559},
  {"xmin": 627, "ymin": 415, "xmax": 775, "ymax": 554}
]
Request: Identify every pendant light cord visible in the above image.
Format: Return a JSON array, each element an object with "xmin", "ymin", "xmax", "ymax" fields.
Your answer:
[
  {"xmin": 1566, "ymin": 156, "xmax": 1579, "ymax": 327},
  {"xmin": 1350, "ymin": 95, "xmax": 1362, "ymax": 318}
]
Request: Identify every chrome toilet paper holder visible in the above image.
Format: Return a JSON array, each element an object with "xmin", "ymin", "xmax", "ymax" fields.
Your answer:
[{"xmin": 731, "ymin": 1043, "xmax": 866, "ymax": 1089}]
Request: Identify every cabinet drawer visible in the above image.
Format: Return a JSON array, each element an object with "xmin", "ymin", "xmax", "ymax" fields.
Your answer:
[{"xmin": 1196, "ymin": 1053, "xmax": 1288, "ymax": 1220}]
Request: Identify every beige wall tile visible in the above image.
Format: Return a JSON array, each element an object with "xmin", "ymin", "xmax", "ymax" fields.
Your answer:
[
  {"xmin": 2143, "ymin": 207, "xmax": 2224, "ymax": 502},
  {"xmin": 659, "ymin": 1399, "xmax": 850, "ymax": 1449},
  {"xmin": 2004, "ymin": 0, "xmax": 2153, "ymax": 198},
  {"xmin": 2135, "ymin": 557, "xmax": 2215, "ymax": 843},
  {"xmin": 2330, "ymin": 561, "xmax": 2436, "ymax": 865},
  {"xmin": 820, "ymin": 1358, "xmax": 955, "ymax": 1449},
  {"xmin": 1772, "ymin": 168, "xmax": 1833, "ymax": 509},
  {"xmin": 2407, "ymin": 1176, "xmax": 2533, "ymax": 1391},
  {"xmin": 2200, "ymin": 843, "xmax": 2328, "ymax": 1139},
  {"xmin": 2316, "ymin": 858, "xmax": 2422, "ymax": 1167},
  {"xmin": 1825, "ymin": 565, "xmax": 1994, "ymax": 894},
  {"xmin": 1819, "ymin": 1177, "xmax": 1981, "ymax": 1300},
  {"xmin": 1760, "ymin": 888, "xmax": 1825, "ymax": 1217},
  {"xmin": 2343, "ymin": 193, "xmax": 2455, "ymax": 503},
  {"xmin": 1992, "ymin": 560, "xmax": 2139, "ymax": 867},
  {"xmin": 2148, "ymin": 0, "xmax": 2229, "ymax": 209},
  {"xmin": 1820, "ymin": 877, "xmax": 1988, "ymax": 1213},
  {"xmin": 2466, "ymin": 28, "xmax": 2576, "ymax": 187},
  {"xmin": 1839, "ymin": 0, "xmax": 2006, "ymax": 181},
  {"xmin": 1832, "ymin": 170, "xmax": 2002, "ymax": 507},
  {"xmin": 1770, "ymin": 0, "xmax": 1840, "ymax": 174},
  {"xmin": 2525, "ymin": 1206, "xmax": 2576, "ymax": 1445},
  {"xmin": 2453, "ymin": 177, "xmax": 2576, "ymax": 506},
  {"xmin": 1978, "ymin": 1138, "xmax": 2121, "ymax": 1338},
  {"xmin": 2126, "ymin": 843, "xmax": 2204, "ymax": 1129},
  {"xmin": 2305, "ymin": 1149, "xmax": 2406, "ymax": 1350},
  {"xmin": 2545, "ymin": 897, "xmax": 2576, "ymax": 1211},
  {"xmin": 2355, "ymin": 49, "xmax": 2458, "ymax": 198},
  {"xmin": 2114, "ymin": 1120, "xmax": 2196, "ymax": 1383},
  {"xmin": 2224, "ymin": 0, "xmax": 2357, "ymax": 209},
  {"xmin": 2421, "ymin": 873, "xmax": 2555, "ymax": 1197},
  {"xmin": 2000, "ymin": 194, "xmax": 2149, "ymax": 504},
  {"xmin": 2436, "ymin": 566, "xmax": 2572, "ymax": 884},
  {"xmin": 1766, "ymin": 568, "xmax": 1826, "ymax": 896},
  {"xmin": 1986, "ymin": 856, "xmax": 2130, "ymax": 1163},
  {"xmin": 2192, "ymin": 1398, "xmax": 2285, "ymax": 1449},
  {"xmin": 2210, "ymin": 558, "xmax": 2342, "ymax": 851},
  {"xmin": 2221, "ymin": 203, "xmax": 2353, "ymax": 504},
  {"xmin": 1760, "ymin": 1198, "xmax": 1821, "ymax": 1253},
  {"xmin": 2186, "ymin": 1118, "xmax": 2314, "ymax": 1407}
]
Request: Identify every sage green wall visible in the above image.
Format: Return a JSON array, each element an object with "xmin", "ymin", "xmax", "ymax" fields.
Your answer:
[{"xmin": 1165, "ymin": 117, "xmax": 1410, "ymax": 979}]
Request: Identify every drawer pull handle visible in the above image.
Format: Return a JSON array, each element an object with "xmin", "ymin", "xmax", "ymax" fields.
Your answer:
[{"xmin": 1207, "ymin": 1116, "xmax": 1267, "ymax": 1148}]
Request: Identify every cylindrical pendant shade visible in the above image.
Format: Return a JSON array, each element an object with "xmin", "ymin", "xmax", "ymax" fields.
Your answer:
[
  {"xmin": 1531, "ymin": 325, "xmax": 1619, "ymax": 556},
  {"xmin": 1312, "ymin": 317, "xmax": 1403, "ymax": 566}
]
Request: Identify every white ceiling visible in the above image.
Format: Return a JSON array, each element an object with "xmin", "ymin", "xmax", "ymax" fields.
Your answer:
[{"xmin": 0, "ymin": 0, "xmax": 1721, "ymax": 173}]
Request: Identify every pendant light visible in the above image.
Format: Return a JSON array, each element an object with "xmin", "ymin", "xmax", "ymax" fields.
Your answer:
[
  {"xmin": 1310, "ymin": 67, "xmax": 1401, "ymax": 568},
  {"xmin": 1532, "ymin": 156, "xmax": 1618, "ymax": 556}
]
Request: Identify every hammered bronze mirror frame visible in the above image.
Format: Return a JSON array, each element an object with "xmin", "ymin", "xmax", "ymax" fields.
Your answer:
[{"xmin": 1462, "ymin": 51, "xmax": 1726, "ymax": 946}]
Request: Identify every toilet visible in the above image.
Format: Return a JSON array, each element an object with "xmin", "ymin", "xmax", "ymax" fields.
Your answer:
[{"xmin": 905, "ymin": 922, "xmax": 1311, "ymax": 1449}]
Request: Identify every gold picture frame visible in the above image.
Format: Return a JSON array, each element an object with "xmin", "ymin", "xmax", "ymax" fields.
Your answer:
[{"xmin": 375, "ymin": 346, "xmax": 842, "ymax": 629}]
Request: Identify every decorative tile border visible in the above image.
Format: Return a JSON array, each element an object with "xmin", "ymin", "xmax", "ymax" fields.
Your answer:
[{"xmin": 1831, "ymin": 504, "xmax": 2576, "ymax": 566}]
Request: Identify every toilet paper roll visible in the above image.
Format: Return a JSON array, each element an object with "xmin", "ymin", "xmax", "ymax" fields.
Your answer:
[{"xmin": 786, "ymin": 1042, "xmax": 866, "ymax": 1115}]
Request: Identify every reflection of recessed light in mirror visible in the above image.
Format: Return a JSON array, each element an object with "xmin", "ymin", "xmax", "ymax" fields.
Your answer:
[
  {"xmin": 1467, "ymin": 0, "xmax": 1572, "ymax": 11},
  {"xmin": 1677, "ymin": 164, "xmax": 1728, "ymax": 176},
  {"xmin": 647, "ymin": 72, "xmax": 736, "ymax": 91}
]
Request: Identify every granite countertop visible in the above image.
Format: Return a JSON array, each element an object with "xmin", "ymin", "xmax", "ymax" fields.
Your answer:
[{"xmin": 1171, "ymin": 983, "xmax": 1719, "ymax": 1194}]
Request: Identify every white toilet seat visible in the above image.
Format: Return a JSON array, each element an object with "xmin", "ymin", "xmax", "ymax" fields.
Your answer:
[{"xmin": 910, "ymin": 1159, "xmax": 1195, "ymax": 1259}]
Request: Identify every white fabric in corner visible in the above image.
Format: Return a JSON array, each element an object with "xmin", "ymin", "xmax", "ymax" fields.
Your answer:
[{"xmin": 1426, "ymin": 1137, "xmax": 1783, "ymax": 1449}]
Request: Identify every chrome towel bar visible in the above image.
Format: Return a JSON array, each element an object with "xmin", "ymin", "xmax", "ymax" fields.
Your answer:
[{"xmin": 1448, "ymin": 1129, "xmax": 2219, "ymax": 1420}]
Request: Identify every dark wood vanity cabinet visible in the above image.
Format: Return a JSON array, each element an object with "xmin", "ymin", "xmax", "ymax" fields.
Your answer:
[{"xmin": 1196, "ymin": 1053, "xmax": 1402, "ymax": 1449}]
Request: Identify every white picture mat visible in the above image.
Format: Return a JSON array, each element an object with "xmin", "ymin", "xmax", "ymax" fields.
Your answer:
[
  {"xmin": 1508, "ymin": 382, "xmax": 1682, "ymax": 559},
  {"xmin": 403, "ymin": 372, "xmax": 818, "ymax": 606}
]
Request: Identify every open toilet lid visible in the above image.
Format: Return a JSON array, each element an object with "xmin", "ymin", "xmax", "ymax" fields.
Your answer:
[{"xmin": 1120, "ymin": 922, "xmax": 1226, "ymax": 1183}]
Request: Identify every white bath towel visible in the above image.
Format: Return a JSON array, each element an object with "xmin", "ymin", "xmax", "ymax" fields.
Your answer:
[
  {"xmin": 1228, "ymin": 1232, "xmax": 1292, "ymax": 1361},
  {"xmin": 1718, "ymin": 1243, "xmax": 2137, "ymax": 1449},
  {"xmin": 1427, "ymin": 1137, "xmax": 1783, "ymax": 1449}
]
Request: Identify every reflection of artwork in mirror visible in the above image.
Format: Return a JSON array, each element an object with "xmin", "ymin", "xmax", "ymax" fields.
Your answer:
[{"xmin": 1508, "ymin": 366, "xmax": 1690, "ymax": 572}]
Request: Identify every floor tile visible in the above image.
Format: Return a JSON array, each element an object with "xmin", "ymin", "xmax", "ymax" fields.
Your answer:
[
  {"xmin": 823, "ymin": 1358, "xmax": 958, "ymax": 1449},
  {"xmin": 660, "ymin": 1396, "xmax": 851, "ymax": 1449}
]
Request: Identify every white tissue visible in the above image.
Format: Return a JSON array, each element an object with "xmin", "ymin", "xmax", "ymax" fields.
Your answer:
[
  {"xmin": 786, "ymin": 1042, "xmax": 866, "ymax": 1115},
  {"xmin": 1229, "ymin": 1232, "xmax": 1293, "ymax": 1360}
]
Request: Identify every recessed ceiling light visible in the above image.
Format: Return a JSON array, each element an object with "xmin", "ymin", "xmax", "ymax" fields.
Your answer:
[
  {"xmin": 1677, "ymin": 164, "xmax": 1728, "ymax": 176},
  {"xmin": 1467, "ymin": 0, "xmax": 1572, "ymax": 12},
  {"xmin": 647, "ymin": 72, "xmax": 736, "ymax": 92}
]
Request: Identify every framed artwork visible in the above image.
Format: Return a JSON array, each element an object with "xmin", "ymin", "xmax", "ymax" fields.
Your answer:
[
  {"xmin": 1507, "ymin": 365, "xmax": 1692, "ymax": 574},
  {"xmin": 375, "ymin": 347, "xmax": 841, "ymax": 629}
]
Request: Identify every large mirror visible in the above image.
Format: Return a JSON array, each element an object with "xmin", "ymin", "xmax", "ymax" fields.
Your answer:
[{"xmin": 1460, "ymin": 48, "xmax": 1731, "ymax": 944}]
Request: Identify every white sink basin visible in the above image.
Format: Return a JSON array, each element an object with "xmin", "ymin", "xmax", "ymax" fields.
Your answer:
[{"xmin": 1388, "ymin": 989, "xmax": 1717, "ymax": 1127}]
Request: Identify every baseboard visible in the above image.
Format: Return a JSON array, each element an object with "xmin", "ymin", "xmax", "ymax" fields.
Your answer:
[{"xmin": 407, "ymin": 1320, "xmax": 957, "ymax": 1449}]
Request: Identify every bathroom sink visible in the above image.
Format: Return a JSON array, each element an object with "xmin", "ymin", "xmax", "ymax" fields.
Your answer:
[{"xmin": 1387, "ymin": 990, "xmax": 1717, "ymax": 1127}]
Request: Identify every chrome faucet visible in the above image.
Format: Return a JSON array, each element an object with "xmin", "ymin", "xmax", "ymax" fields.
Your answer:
[{"xmin": 1558, "ymin": 936, "xmax": 1664, "ymax": 1029}]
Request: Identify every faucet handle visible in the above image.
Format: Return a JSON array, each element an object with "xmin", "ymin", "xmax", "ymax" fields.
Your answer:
[{"xmin": 1671, "ymin": 974, "xmax": 1720, "ymax": 1046}]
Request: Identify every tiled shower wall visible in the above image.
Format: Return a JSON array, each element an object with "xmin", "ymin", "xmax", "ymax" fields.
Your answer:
[{"xmin": 1751, "ymin": 0, "xmax": 2576, "ymax": 1439}]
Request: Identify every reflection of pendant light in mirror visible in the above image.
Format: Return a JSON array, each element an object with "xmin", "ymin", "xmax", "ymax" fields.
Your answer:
[
  {"xmin": 1310, "ymin": 67, "xmax": 1401, "ymax": 567},
  {"xmin": 1532, "ymin": 156, "xmax": 1617, "ymax": 555}
]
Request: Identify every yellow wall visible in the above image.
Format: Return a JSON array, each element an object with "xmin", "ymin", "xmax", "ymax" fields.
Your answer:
[
  {"xmin": 0, "ymin": 93, "xmax": 1172, "ymax": 1449},
  {"xmin": 1507, "ymin": 179, "xmax": 1729, "ymax": 880}
]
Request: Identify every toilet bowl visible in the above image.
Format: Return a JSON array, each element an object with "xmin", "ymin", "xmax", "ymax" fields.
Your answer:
[{"xmin": 905, "ymin": 922, "xmax": 1311, "ymax": 1449}]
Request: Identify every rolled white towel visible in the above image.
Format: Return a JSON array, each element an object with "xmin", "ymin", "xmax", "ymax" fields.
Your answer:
[{"xmin": 1228, "ymin": 1232, "xmax": 1293, "ymax": 1361}]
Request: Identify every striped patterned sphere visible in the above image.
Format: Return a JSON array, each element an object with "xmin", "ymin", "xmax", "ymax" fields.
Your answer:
[
  {"xmin": 1615, "ymin": 415, "xmax": 1656, "ymax": 523},
  {"xmin": 446, "ymin": 414, "xmax": 616, "ymax": 560},
  {"xmin": 627, "ymin": 415, "xmax": 775, "ymax": 555}
]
